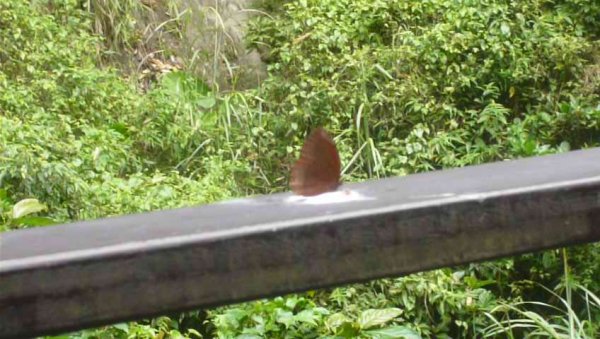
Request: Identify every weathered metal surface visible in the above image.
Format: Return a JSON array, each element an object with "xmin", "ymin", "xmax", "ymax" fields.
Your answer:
[{"xmin": 1, "ymin": 148, "xmax": 600, "ymax": 338}]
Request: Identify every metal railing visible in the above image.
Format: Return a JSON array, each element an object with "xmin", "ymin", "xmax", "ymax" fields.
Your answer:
[{"xmin": 1, "ymin": 148, "xmax": 600, "ymax": 338}]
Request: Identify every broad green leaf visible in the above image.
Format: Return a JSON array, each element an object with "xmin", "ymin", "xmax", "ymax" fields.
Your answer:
[
  {"xmin": 558, "ymin": 141, "xmax": 571, "ymax": 152},
  {"xmin": 275, "ymin": 309, "xmax": 294, "ymax": 328},
  {"xmin": 295, "ymin": 309, "xmax": 319, "ymax": 325},
  {"xmin": 285, "ymin": 296, "xmax": 299, "ymax": 309},
  {"xmin": 236, "ymin": 335, "xmax": 262, "ymax": 339},
  {"xmin": 364, "ymin": 326, "xmax": 422, "ymax": 339},
  {"xmin": 12, "ymin": 199, "xmax": 47, "ymax": 219},
  {"xmin": 17, "ymin": 216, "xmax": 55, "ymax": 227},
  {"xmin": 187, "ymin": 328, "xmax": 202, "ymax": 338},
  {"xmin": 160, "ymin": 71, "xmax": 211, "ymax": 99},
  {"xmin": 168, "ymin": 330, "xmax": 186, "ymax": 339},
  {"xmin": 500, "ymin": 22, "xmax": 511, "ymax": 36},
  {"xmin": 197, "ymin": 95, "xmax": 216, "ymax": 109},
  {"xmin": 358, "ymin": 308, "xmax": 402, "ymax": 330},
  {"xmin": 112, "ymin": 323, "xmax": 129, "ymax": 332},
  {"xmin": 336, "ymin": 322, "xmax": 360, "ymax": 338},
  {"xmin": 326, "ymin": 313, "xmax": 351, "ymax": 331}
]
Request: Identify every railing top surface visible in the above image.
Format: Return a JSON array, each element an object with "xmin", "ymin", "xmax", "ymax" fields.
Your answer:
[{"xmin": 2, "ymin": 147, "xmax": 600, "ymax": 269}]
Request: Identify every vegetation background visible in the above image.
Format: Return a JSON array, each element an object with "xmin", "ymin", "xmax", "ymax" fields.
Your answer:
[{"xmin": 1, "ymin": 0, "xmax": 599, "ymax": 337}]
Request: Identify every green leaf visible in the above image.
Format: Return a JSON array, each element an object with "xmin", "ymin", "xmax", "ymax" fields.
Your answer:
[
  {"xmin": 336, "ymin": 322, "xmax": 360, "ymax": 338},
  {"xmin": 295, "ymin": 309, "xmax": 319, "ymax": 326},
  {"xmin": 558, "ymin": 141, "xmax": 570, "ymax": 152},
  {"xmin": 326, "ymin": 313, "xmax": 351, "ymax": 331},
  {"xmin": 358, "ymin": 308, "xmax": 402, "ymax": 330},
  {"xmin": 364, "ymin": 326, "xmax": 422, "ymax": 339},
  {"xmin": 523, "ymin": 139, "xmax": 537, "ymax": 155},
  {"xmin": 169, "ymin": 331, "xmax": 186, "ymax": 339},
  {"xmin": 17, "ymin": 216, "xmax": 55, "ymax": 227},
  {"xmin": 12, "ymin": 198, "xmax": 47, "ymax": 219},
  {"xmin": 275, "ymin": 309, "xmax": 294, "ymax": 328},
  {"xmin": 111, "ymin": 323, "xmax": 129, "ymax": 332},
  {"xmin": 464, "ymin": 276, "xmax": 496, "ymax": 289},
  {"xmin": 160, "ymin": 71, "xmax": 211, "ymax": 99},
  {"xmin": 236, "ymin": 335, "xmax": 262, "ymax": 339},
  {"xmin": 197, "ymin": 95, "xmax": 216, "ymax": 109},
  {"xmin": 187, "ymin": 328, "xmax": 202, "ymax": 338},
  {"xmin": 109, "ymin": 122, "xmax": 130, "ymax": 136},
  {"xmin": 500, "ymin": 22, "xmax": 511, "ymax": 36}
]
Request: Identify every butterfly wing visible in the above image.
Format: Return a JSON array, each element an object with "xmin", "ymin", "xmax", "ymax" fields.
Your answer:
[{"xmin": 290, "ymin": 128, "xmax": 341, "ymax": 196}]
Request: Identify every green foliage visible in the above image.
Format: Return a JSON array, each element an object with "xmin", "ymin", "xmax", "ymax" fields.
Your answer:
[
  {"xmin": 1, "ymin": 0, "xmax": 599, "ymax": 338},
  {"xmin": 84, "ymin": 0, "xmax": 143, "ymax": 53},
  {"xmin": 548, "ymin": 0, "xmax": 600, "ymax": 38},
  {"xmin": 209, "ymin": 296, "xmax": 329, "ymax": 338},
  {"xmin": 322, "ymin": 271, "xmax": 499, "ymax": 337},
  {"xmin": 208, "ymin": 295, "xmax": 415, "ymax": 339},
  {"xmin": 482, "ymin": 281, "xmax": 600, "ymax": 338},
  {"xmin": 0, "ymin": 1, "xmax": 244, "ymax": 223},
  {"xmin": 248, "ymin": 0, "xmax": 599, "ymax": 179},
  {"xmin": 48, "ymin": 317, "xmax": 203, "ymax": 339},
  {"xmin": 0, "ymin": 192, "xmax": 55, "ymax": 231},
  {"xmin": 225, "ymin": 0, "xmax": 599, "ymax": 337}
]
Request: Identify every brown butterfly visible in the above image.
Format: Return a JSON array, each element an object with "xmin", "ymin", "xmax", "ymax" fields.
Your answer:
[{"xmin": 290, "ymin": 127, "xmax": 341, "ymax": 196}]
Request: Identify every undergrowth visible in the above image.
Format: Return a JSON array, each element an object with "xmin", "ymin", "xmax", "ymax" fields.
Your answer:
[{"xmin": 1, "ymin": 0, "xmax": 599, "ymax": 338}]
